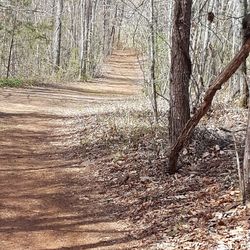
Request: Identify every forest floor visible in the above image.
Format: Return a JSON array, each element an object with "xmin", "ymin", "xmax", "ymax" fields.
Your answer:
[{"xmin": 0, "ymin": 50, "xmax": 250, "ymax": 250}]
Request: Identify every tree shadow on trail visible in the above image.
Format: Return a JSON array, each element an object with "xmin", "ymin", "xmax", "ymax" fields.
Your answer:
[
  {"xmin": 0, "ymin": 111, "xmax": 143, "ymax": 250},
  {"xmin": 46, "ymin": 235, "xmax": 140, "ymax": 250}
]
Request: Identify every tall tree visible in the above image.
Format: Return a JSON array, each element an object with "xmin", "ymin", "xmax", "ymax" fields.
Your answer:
[
  {"xmin": 6, "ymin": 11, "xmax": 17, "ymax": 79},
  {"xmin": 103, "ymin": 0, "xmax": 111, "ymax": 56},
  {"xmin": 168, "ymin": 0, "xmax": 192, "ymax": 174},
  {"xmin": 79, "ymin": 0, "xmax": 92, "ymax": 80},
  {"xmin": 53, "ymin": 0, "xmax": 64, "ymax": 73},
  {"xmin": 241, "ymin": 0, "xmax": 249, "ymax": 108},
  {"xmin": 150, "ymin": 0, "xmax": 158, "ymax": 123},
  {"xmin": 169, "ymin": 0, "xmax": 192, "ymax": 145}
]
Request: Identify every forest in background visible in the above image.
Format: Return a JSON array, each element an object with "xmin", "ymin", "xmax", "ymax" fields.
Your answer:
[{"xmin": 0, "ymin": 0, "xmax": 248, "ymax": 104}]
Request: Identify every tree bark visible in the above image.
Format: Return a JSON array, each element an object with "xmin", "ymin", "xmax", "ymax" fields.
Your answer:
[
  {"xmin": 53, "ymin": 0, "xmax": 64, "ymax": 73},
  {"xmin": 6, "ymin": 14, "xmax": 16, "ymax": 78},
  {"xmin": 6, "ymin": 14, "xmax": 17, "ymax": 79},
  {"xmin": 243, "ymin": 95, "xmax": 250, "ymax": 205},
  {"xmin": 168, "ymin": 38, "xmax": 250, "ymax": 174},
  {"xmin": 241, "ymin": 0, "xmax": 249, "ymax": 108},
  {"xmin": 169, "ymin": 0, "xmax": 192, "ymax": 144},
  {"xmin": 150, "ymin": 0, "xmax": 158, "ymax": 123},
  {"xmin": 117, "ymin": 3, "xmax": 125, "ymax": 48},
  {"xmin": 103, "ymin": 0, "xmax": 111, "ymax": 56}
]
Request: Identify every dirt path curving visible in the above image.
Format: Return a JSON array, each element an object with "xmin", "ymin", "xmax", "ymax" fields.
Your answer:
[{"xmin": 0, "ymin": 50, "xmax": 146, "ymax": 250}]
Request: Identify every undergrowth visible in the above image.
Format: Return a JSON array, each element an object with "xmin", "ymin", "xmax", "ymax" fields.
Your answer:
[
  {"xmin": 77, "ymin": 98, "xmax": 249, "ymax": 249},
  {"xmin": 0, "ymin": 78, "xmax": 39, "ymax": 88},
  {"xmin": 80, "ymin": 98, "xmax": 169, "ymax": 166},
  {"xmin": 0, "ymin": 78, "xmax": 23, "ymax": 87}
]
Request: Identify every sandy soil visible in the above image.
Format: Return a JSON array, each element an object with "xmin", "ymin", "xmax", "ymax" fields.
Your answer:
[{"xmin": 0, "ymin": 50, "xmax": 146, "ymax": 250}]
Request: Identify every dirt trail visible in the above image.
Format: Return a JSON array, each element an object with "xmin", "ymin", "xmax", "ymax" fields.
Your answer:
[{"xmin": 0, "ymin": 51, "xmax": 145, "ymax": 249}]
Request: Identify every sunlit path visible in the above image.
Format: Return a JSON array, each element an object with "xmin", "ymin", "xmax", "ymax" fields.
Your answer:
[{"xmin": 0, "ymin": 50, "xmax": 145, "ymax": 250}]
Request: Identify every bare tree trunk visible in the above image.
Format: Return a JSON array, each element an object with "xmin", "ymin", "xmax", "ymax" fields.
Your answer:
[
  {"xmin": 6, "ymin": 13, "xmax": 17, "ymax": 78},
  {"xmin": 83, "ymin": 0, "xmax": 92, "ymax": 77},
  {"xmin": 243, "ymin": 104, "xmax": 250, "ymax": 204},
  {"xmin": 103, "ymin": 0, "xmax": 111, "ymax": 56},
  {"xmin": 89, "ymin": 0, "xmax": 99, "ymax": 76},
  {"xmin": 79, "ymin": 0, "xmax": 86, "ymax": 79},
  {"xmin": 88, "ymin": 0, "xmax": 99, "ymax": 77},
  {"xmin": 53, "ymin": 0, "xmax": 64, "ymax": 73},
  {"xmin": 109, "ymin": 3, "xmax": 118, "ymax": 53},
  {"xmin": 241, "ymin": 0, "xmax": 249, "ymax": 108},
  {"xmin": 169, "ymin": 39, "xmax": 250, "ymax": 174},
  {"xmin": 169, "ymin": 0, "xmax": 192, "ymax": 145},
  {"xmin": 150, "ymin": 0, "xmax": 158, "ymax": 123},
  {"xmin": 117, "ymin": 3, "xmax": 125, "ymax": 48},
  {"xmin": 79, "ymin": 0, "xmax": 92, "ymax": 80}
]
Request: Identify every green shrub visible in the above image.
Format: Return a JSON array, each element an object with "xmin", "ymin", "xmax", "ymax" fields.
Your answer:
[{"xmin": 0, "ymin": 78, "xmax": 23, "ymax": 87}]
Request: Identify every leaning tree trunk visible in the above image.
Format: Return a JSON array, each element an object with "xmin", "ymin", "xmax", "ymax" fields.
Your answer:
[
  {"xmin": 168, "ymin": 38, "xmax": 250, "ymax": 174},
  {"xmin": 169, "ymin": 0, "xmax": 192, "ymax": 144}
]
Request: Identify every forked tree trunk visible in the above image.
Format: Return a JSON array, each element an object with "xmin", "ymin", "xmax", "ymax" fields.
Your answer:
[{"xmin": 168, "ymin": 38, "xmax": 250, "ymax": 174}]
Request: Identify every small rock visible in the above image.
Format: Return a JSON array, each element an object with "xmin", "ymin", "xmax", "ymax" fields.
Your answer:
[
  {"xmin": 183, "ymin": 148, "xmax": 188, "ymax": 155},
  {"xmin": 202, "ymin": 152, "xmax": 210, "ymax": 158},
  {"xmin": 216, "ymin": 242, "xmax": 230, "ymax": 250},
  {"xmin": 140, "ymin": 176, "xmax": 152, "ymax": 183}
]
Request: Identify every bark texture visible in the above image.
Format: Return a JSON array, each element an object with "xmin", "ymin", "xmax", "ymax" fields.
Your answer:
[
  {"xmin": 243, "ymin": 106, "xmax": 250, "ymax": 204},
  {"xmin": 241, "ymin": 4, "xmax": 249, "ymax": 108},
  {"xmin": 53, "ymin": 0, "xmax": 64, "ymax": 73},
  {"xmin": 169, "ymin": 0, "xmax": 192, "ymax": 144}
]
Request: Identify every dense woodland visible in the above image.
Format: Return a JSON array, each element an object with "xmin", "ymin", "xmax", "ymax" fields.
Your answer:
[
  {"xmin": 1, "ymin": 0, "xmax": 250, "ymax": 249},
  {"xmin": 0, "ymin": 0, "xmax": 249, "ymax": 124},
  {"xmin": 0, "ymin": 0, "xmax": 248, "ymax": 93}
]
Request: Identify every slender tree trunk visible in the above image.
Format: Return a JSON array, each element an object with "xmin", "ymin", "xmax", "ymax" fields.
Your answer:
[
  {"xmin": 109, "ymin": 4, "xmax": 118, "ymax": 53},
  {"xmin": 53, "ymin": 0, "xmax": 64, "ymax": 73},
  {"xmin": 117, "ymin": 3, "xmax": 125, "ymax": 48},
  {"xmin": 103, "ymin": 0, "xmax": 111, "ymax": 56},
  {"xmin": 169, "ymin": 0, "xmax": 192, "ymax": 144},
  {"xmin": 89, "ymin": 0, "xmax": 99, "ymax": 76},
  {"xmin": 6, "ymin": 13, "xmax": 17, "ymax": 78},
  {"xmin": 83, "ymin": 0, "xmax": 92, "ymax": 77},
  {"xmin": 79, "ymin": 0, "xmax": 86, "ymax": 79},
  {"xmin": 241, "ymin": 0, "xmax": 249, "ymax": 108},
  {"xmin": 243, "ymin": 86, "xmax": 250, "ymax": 208},
  {"xmin": 150, "ymin": 0, "xmax": 158, "ymax": 123},
  {"xmin": 79, "ymin": 0, "xmax": 92, "ymax": 80}
]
